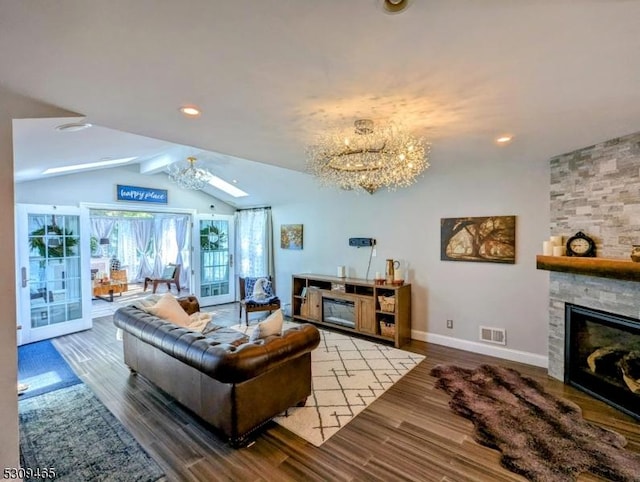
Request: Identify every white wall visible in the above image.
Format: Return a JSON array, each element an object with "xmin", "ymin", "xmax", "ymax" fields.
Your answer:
[
  {"xmin": 15, "ymin": 164, "xmax": 236, "ymax": 214},
  {"xmin": 1, "ymin": 87, "xmax": 81, "ymax": 470},
  {"xmin": 273, "ymin": 139, "xmax": 550, "ymax": 365}
]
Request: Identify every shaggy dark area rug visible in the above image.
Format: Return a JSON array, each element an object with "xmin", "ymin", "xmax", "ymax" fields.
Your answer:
[{"xmin": 430, "ymin": 364, "xmax": 640, "ymax": 482}]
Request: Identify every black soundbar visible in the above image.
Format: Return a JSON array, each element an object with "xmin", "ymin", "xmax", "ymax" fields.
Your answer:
[{"xmin": 349, "ymin": 237, "xmax": 375, "ymax": 247}]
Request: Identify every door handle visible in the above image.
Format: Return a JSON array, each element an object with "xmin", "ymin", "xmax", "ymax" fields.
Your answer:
[
  {"xmin": 229, "ymin": 254, "xmax": 234, "ymax": 268},
  {"xmin": 21, "ymin": 267, "xmax": 27, "ymax": 288}
]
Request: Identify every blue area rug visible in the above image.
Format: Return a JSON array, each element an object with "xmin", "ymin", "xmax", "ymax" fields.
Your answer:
[
  {"xmin": 20, "ymin": 384, "xmax": 165, "ymax": 482},
  {"xmin": 18, "ymin": 340, "xmax": 81, "ymax": 400},
  {"xmin": 18, "ymin": 340, "xmax": 165, "ymax": 481}
]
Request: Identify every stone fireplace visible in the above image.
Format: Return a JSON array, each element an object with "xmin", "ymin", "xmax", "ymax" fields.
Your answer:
[{"xmin": 546, "ymin": 131, "xmax": 640, "ymax": 409}]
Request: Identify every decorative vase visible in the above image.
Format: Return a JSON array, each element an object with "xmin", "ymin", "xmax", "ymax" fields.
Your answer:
[
  {"xmin": 385, "ymin": 259, "xmax": 395, "ymax": 284},
  {"xmin": 631, "ymin": 245, "xmax": 640, "ymax": 263}
]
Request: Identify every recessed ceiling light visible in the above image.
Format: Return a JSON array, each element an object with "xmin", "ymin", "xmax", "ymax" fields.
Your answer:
[
  {"xmin": 496, "ymin": 135, "xmax": 513, "ymax": 144},
  {"xmin": 179, "ymin": 106, "xmax": 201, "ymax": 117},
  {"xmin": 43, "ymin": 156, "xmax": 137, "ymax": 175},
  {"xmin": 383, "ymin": 0, "xmax": 410, "ymax": 13},
  {"xmin": 55, "ymin": 122, "xmax": 93, "ymax": 132}
]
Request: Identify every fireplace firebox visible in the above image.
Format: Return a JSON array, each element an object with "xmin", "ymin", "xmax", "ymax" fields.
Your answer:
[{"xmin": 565, "ymin": 303, "xmax": 640, "ymax": 420}]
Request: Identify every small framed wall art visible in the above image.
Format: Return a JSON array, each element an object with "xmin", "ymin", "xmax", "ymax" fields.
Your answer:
[{"xmin": 281, "ymin": 224, "xmax": 303, "ymax": 250}]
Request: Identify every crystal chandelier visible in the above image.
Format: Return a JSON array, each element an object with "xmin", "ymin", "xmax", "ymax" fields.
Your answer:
[
  {"xmin": 306, "ymin": 119, "xmax": 430, "ymax": 194},
  {"xmin": 168, "ymin": 156, "xmax": 211, "ymax": 190}
]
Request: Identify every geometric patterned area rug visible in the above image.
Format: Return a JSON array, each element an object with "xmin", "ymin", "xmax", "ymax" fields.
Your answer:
[
  {"xmin": 19, "ymin": 383, "xmax": 165, "ymax": 481},
  {"xmin": 272, "ymin": 326, "xmax": 425, "ymax": 446},
  {"xmin": 273, "ymin": 329, "xmax": 424, "ymax": 447}
]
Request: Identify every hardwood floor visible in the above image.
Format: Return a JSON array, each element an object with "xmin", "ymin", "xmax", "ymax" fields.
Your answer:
[{"xmin": 53, "ymin": 302, "xmax": 640, "ymax": 482}]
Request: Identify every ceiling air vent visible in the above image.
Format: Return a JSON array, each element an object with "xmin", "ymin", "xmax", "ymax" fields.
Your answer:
[{"xmin": 479, "ymin": 326, "xmax": 506, "ymax": 345}]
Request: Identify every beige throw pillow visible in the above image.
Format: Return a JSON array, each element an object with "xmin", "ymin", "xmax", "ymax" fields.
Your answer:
[
  {"xmin": 187, "ymin": 312, "xmax": 213, "ymax": 332},
  {"xmin": 250, "ymin": 309, "xmax": 284, "ymax": 341},
  {"xmin": 133, "ymin": 294, "xmax": 162, "ymax": 310},
  {"xmin": 146, "ymin": 293, "xmax": 191, "ymax": 327}
]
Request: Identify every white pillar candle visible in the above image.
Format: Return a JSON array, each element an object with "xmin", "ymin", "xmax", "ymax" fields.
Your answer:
[
  {"xmin": 552, "ymin": 245, "xmax": 564, "ymax": 256},
  {"xmin": 394, "ymin": 269, "xmax": 403, "ymax": 281},
  {"xmin": 550, "ymin": 235, "xmax": 563, "ymax": 247},
  {"xmin": 543, "ymin": 241, "xmax": 553, "ymax": 256},
  {"xmin": 337, "ymin": 266, "xmax": 345, "ymax": 278},
  {"xmin": 375, "ymin": 271, "xmax": 382, "ymax": 280}
]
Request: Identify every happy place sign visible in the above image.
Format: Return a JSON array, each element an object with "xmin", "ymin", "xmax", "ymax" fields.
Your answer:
[{"xmin": 116, "ymin": 184, "xmax": 168, "ymax": 204}]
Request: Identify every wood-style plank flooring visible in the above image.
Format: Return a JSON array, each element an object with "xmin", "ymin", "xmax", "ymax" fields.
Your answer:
[{"xmin": 48, "ymin": 288, "xmax": 640, "ymax": 481}]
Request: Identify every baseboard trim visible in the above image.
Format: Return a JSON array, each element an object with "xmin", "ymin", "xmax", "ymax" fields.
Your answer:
[{"xmin": 412, "ymin": 330, "xmax": 548, "ymax": 368}]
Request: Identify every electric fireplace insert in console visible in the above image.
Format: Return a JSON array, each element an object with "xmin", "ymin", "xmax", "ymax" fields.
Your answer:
[
  {"xmin": 565, "ymin": 303, "xmax": 640, "ymax": 420},
  {"xmin": 322, "ymin": 297, "xmax": 355, "ymax": 329}
]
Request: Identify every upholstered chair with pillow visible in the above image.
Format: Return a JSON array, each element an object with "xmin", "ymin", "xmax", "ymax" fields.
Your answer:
[{"xmin": 239, "ymin": 276, "xmax": 281, "ymax": 326}]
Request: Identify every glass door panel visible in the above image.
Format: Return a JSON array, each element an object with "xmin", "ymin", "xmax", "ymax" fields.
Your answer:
[
  {"xmin": 194, "ymin": 214, "xmax": 234, "ymax": 306},
  {"xmin": 17, "ymin": 205, "xmax": 91, "ymax": 345}
]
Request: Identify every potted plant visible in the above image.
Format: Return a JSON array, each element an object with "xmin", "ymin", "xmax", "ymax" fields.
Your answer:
[{"xmin": 90, "ymin": 236, "xmax": 100, "ymax": 257}]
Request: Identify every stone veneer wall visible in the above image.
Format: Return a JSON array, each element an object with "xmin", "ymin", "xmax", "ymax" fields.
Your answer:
[{"xmin": 547, "ymin": 131, "xmax": 640, "ymax": 380}]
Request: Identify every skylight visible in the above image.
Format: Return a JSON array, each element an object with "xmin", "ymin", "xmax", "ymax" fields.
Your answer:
[
  {"xmin": 43, "ymin": 157, "xmax": 137, "ymax": 175},
  {"xmin": 207, "ymin": 175, "xmax": 248, "ymax": 197}
]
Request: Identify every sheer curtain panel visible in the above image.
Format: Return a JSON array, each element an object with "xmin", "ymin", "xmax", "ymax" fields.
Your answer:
[
  {"xmin": 133, "ymin": 219, "xmax": 153, "ymax": 281},
  {"xmin": 235, "ymin": 208, "xmax": 274, "ymax": 280}
]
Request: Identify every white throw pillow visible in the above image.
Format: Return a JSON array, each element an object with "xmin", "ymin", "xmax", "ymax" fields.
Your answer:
[
  {"xmin": 250, "ymin": 309, "xmax": 284, "ymax": 341},
  {"xmin": 146, "ymin": 293, "xmax": 191, "ymax": 327}
]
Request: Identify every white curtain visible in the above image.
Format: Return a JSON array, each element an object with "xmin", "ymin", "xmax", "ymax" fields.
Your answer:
[
  {"xmin": 89, "ymin": 211, "xmax": 191, "ymax": 285},
  {"xmin": 116, "ymin": 221, "xmax": 138, "ymax": 281},
  {"xmin": 90, "ymin": 217, "xmax": 115, "ymax": 255},
  {"xmin": 235, "ymin": 207, "xmax": 274, "ymax": 280},
  {"xmin": 174, "ymin": 216, "xmax": 190, "ymax": 289},
  {"xmin": 90, "ymin": 217, "xmax": 115, "ymax": 241},
  {"xmin": 132, "ymin": 219, "xmax": 153, "ymax": 281},
  {"xmin": 151, "ymin": 218, "xmax": 165, "ymax": 278}
]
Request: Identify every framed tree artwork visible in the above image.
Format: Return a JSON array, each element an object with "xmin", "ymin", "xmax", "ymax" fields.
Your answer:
[
  {"xmin": 441, "ymin": 215, "xmax": 516, "ymax": 264},
  {"xmin": 281, "ymin": 224, "xmax": 303, "ymax": 250}
]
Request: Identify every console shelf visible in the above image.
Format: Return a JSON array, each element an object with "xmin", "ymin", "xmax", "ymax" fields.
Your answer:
[
  {"xmin": 536, "ymin": 255, "xmax": 640, "ymax": 282},
  {"xmin": 291, "ymin": 273, "xmax": 411, "ymax": 348}
]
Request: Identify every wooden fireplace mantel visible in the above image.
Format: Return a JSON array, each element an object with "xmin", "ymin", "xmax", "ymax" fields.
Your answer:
[{"xmin": 536, "ymin": 255, "xmax": 640, "ymax": 282}]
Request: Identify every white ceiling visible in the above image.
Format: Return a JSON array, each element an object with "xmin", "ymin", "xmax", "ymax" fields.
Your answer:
[{"xmin": 2, "ymin": 0, "xmax": 640, "ymax": 207}]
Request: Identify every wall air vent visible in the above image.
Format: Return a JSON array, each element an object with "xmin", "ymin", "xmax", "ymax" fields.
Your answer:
[{"xmin": 479, "ymin": 326, "xmax": 506, "ymax": 345}]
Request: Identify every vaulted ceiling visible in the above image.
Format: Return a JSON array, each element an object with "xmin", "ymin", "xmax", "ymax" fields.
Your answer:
[{"xmin": 2, "ymin": 0, "xmax": 640, "ymax": 206}]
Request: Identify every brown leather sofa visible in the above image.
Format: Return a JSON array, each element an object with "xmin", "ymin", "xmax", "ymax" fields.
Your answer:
[{"xmin": 113, "ymin": 296, "xmax": 320, "ymax": 447}]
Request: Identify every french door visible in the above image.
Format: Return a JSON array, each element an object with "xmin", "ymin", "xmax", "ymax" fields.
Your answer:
[
  {"xmin": 193, "ymin": 214, "xmax": 235, "ymax": 306},
  {"xmin": 16, "ymin": 204, "xmax": 91, "ymax": 345}
]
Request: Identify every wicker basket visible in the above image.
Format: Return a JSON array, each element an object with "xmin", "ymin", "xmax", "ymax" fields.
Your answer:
[
  {"xmin": 378, "ymin": 295, "xmax": 396, "ymax": 312},
  {"xmin": 379, "ymin": 321, "xmax": 396, "ymax": 338}
]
